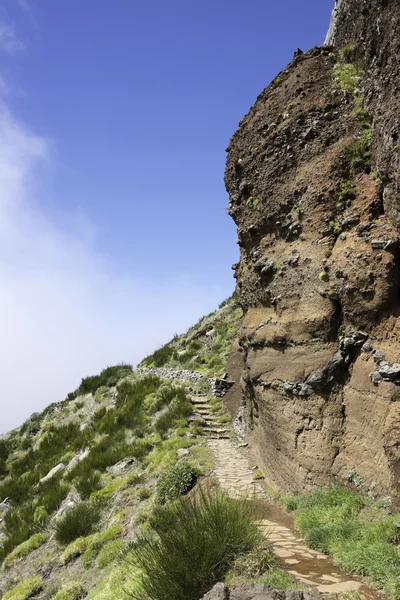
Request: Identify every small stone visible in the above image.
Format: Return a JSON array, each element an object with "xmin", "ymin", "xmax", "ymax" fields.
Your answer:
[
  {"xmin": 370, "ymin": 371, "xmax": 382, "ymax": 384},
  {"xmin": 177, "ymin": 448, "xmax": 189, "ymax": 457}
]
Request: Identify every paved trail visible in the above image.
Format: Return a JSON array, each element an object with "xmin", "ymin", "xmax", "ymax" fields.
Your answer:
[{"xmin": 192, "ymin": 395, "xmax": 382, "ymax": 599}]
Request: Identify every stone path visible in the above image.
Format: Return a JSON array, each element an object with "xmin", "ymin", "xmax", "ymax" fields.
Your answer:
[{"xmin": 192, "ymin": 396, "xmax": 382, "ymax": 600}]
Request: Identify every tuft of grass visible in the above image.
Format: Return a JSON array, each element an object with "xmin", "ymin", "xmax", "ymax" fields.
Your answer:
[
  {"xmin": 81, "ymin": 524, "xmax": 122, "ymax": 568},
  {"xmin": 60, "ymin": 536, "xmax": 93, "ymax": 565},
  {"xmin": 229, "ymin": 544, "xmax": 275, "ymax": 578},
  {"xmin": 92, "ymin": 473, "xmax": 140, "ymax": 500},
  {"xmin": 137, "ymin": 487, "xmax": 152, "ymax": 501},
  {"xmin": 4, "ymin": 532, "xmax": 47, "ymax": 567},
  {"xmin": 51, "ymin": 582, "xmax": 86, "ymax": 600},
  {"xmin": 3, "ymin": 576, "xmax": 43, "ymax": 600},
  {"xmin": 97, "ymin": 540, "xmax": 127, "ymax": 568},
  {"xmin": 126, "ymin": 490, "xmax": 262, "ymax": 600},
  {"xmin": 55, "ymin": 501, "xmax": 102, "ymax": 545},
  {"xmin": 284, "ymin": 486, "xmax": 400, "ymax": 598}
]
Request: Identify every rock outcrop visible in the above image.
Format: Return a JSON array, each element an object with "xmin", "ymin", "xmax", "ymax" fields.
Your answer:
[
  {"xmin": 202, "ymin": 583, "xmax": 321, "ymax": 600},
  {"xmin": 225, "ymin": 1, "xmax": 400, "ymax": 506}
]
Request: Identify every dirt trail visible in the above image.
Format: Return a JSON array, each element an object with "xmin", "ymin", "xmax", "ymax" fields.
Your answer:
[{"xmin": 192, "ymin": 396, "xmax": 384, "ymax": 599}]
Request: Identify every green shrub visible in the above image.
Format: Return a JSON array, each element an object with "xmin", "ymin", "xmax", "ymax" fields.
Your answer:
[
  {"xmin": 77, "ymin": 363, "xmax": 133, "ymax": 396},
  {"xmin": 126, "ymin": 490, "xmax": 261, "ymax": 600},
  {"xmin": 33, "ymin": 505, "xmax": 48, "ymax": 525},
  {"xmin": 319, "ymin": 271, "xmax": 329, "ymax": 282},
  {"xmin": 156, "ymin": 463, "xmax": 197, "ymax": 504},
  {"xmin": 333, "ymin": 62, "xmax": 361, "ymax": 96},
  {"xmin": 346, "ymin": 128, "xmax": 372, "ymax": 173},
  {"xmin": 76, "ymin": 471, "xmax": 102, "ymax": 499},
  {"xmin": 4, "ymin": 532, "xmax": 47, "ymax": 567},
  {"xmin": 52, "ymin": 581, "xmax": 86, "ymax": 600},
  {"xmin": 55, "ymin": 501, "xmax": 102, "ymax": 545},
  {"xmin": 141, "ymin": 343, "xmax": 177, "ymax": 368},
  {"xmin": 4, "ymin": 576, "xmax": 42, "ymax": 600}
]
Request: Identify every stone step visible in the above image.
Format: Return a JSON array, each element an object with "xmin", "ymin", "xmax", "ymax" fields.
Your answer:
[{"xmin": 202, "ymin": 427, "xmax": 229, "ymax": 434}]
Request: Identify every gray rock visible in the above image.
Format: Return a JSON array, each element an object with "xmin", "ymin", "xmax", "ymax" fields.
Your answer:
[
  {"xmin": 202, "ymin": 583, "xmax": 227, "ymax": 600},
  {"xmin": 208, "ymin": 378, "xmax": 234, "ymax": 397},
  {"xmin": 177, "ymin": 448, "xmax": 189, "ymax": 457},
  {"xmin": 379, "ymin": 362, "xmax": 400, "ymax": 379},
  {"xmin": 66, "ymin": 448, "xmax": 89, "ymax": 470},
  {"xmin": 39, "ymin": 463, "xmax": 66, "ymax": 484},
  {"xmin": 107, "ymin": 456, "xmax": 136, "ymax": 474},
  {"xmin": 370, "ymin": 371, "xmax": 383, "ymax": 384},
  {"xmin": 233, "ymin": 397, "xmax": 246, "ymax": 441},
  {"xmin": 201, "ymin": 584, "xmax": 322, "ymax": 600}
]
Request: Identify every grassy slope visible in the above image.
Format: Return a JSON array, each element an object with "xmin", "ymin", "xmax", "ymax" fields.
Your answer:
[
  {"xmin": 139, "ymin": 294, "xmax": 243, "ymax": 377},
  {"xmin": 0, "ymin": 295, "xmax": 243, "ymax": 600}
]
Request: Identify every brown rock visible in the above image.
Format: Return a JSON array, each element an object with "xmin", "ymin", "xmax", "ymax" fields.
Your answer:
[{"xmin": 225, "ymin": 33, "xmax": 400, "ymax": 506}]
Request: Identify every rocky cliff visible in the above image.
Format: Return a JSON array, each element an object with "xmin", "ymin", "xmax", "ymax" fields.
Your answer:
[{"xmin": 225, "ymin": 0, "xmax": 400, "ymax": 505}]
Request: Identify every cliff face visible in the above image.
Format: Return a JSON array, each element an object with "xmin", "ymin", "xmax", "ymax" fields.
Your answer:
[
  {"xmin": 326, "ymin": 0, "xmax": 400, "ymax": 229},
  {"xmin": 225, "ymin": 1, "xmax": 400, "ymax": 505}
]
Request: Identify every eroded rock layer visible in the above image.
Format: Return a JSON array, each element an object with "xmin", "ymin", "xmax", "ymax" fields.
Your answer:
[{"xmin": 225, "ymin": 24, "xmax": 400, "ymax": 504}]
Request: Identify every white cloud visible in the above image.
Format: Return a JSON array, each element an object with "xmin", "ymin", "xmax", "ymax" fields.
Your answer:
[
  {"xmin": 0, "ymin": 23, "xmax": 24, "ymax": 54},
  {"xmin": 0, "ymin": 104, "xmax": 225, "ymax": 434}
]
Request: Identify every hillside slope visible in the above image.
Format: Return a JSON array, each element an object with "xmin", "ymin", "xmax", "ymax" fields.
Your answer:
[{"xmin": 0, "ymin": 296, "xmax": 242, "ymax": 599}]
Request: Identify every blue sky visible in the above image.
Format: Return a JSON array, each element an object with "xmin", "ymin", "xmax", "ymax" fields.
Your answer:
[{"xmin": 0, "ymin": 0, "xmax": 333, "ymax": 432}]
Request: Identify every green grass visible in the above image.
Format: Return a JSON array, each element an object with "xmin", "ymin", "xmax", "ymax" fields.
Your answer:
[
  {"xmin": 60, "ymin": 536, "xmax": 92, "ymax": 564},
  {"xmin": 126, "ymin": 490, "xmax": 262, "ymax": 600},
  {"xmin": 97, "ymin": 540, "xmax": 127, "ymax": 568},
  {"xmin": 3, "ymin": 576, "xmax": 43, "ymax": 600},
  {"xmin": 92, "ymin": 473, "xmax": 140, "ymax": 500},
  {"xmin": 51, "ymin": 582, "xmax": 86, "ymax": 600},
  {"xmin": 283, "ymin": 486, "xmax": 400, "ymax": 598},
  {"xmin": 4, "ymin": 532, "xmax": 47, "ymax": 567},
  {"xmin": 55, "ymin": 501, "xmax": 102, "ymax": 545},
  {"xmin": 82, "ymin": 524, "xmax": 122, "ymax": 568}
]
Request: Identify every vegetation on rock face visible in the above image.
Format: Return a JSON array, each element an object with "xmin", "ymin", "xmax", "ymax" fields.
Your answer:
[
  {"xmin": 127, "ymin": 490, "xmax": 262, "ymax": 600},
  {"xmin": 283, "ymin": 486, "xmax": 400, "ymax": 598}
]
